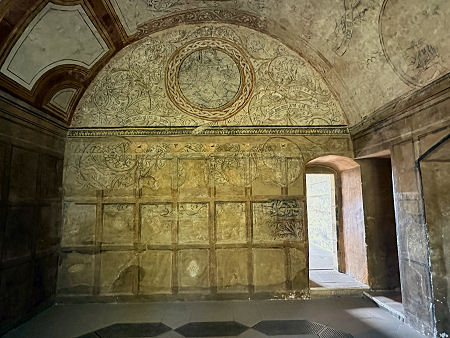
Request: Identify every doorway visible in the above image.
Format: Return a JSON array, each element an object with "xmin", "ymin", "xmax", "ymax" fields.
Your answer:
[
  {"xmin": 306, "ymin": 161, "xmax": 369, "ymax": 292},
  {"xmin": 306, "ymin": 173, "xmax": 337, "ymax": 271}
]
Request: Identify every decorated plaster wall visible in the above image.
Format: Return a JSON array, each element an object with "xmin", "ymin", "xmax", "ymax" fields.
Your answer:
[
  {"xmin": 61, "ymin": 21, "xmax": 353, "ymax": 300},
  {"xmin": 0, "ymin": 1, "xmax": 448, "ymax": 126},
  {"xmin": 72, "ymin": 24, "xmax": 346, "ymax": 127},
  {"xmin": 106, "ymin": 0, "xmax": 450, "ymax": 125},
  {"xmin": 58, "ymin": 134, "xmax": 352, "ymax": 299}
]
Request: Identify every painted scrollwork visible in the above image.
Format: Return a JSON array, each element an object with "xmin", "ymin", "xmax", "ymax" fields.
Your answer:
[
  {"xmin": 249, "ymin": 137, "xmax": 304, "ymax": 188},
  {"xmin": 332, "ymin": 0, "xmax": 377, "ymax": 56},
  {"xmin": 379, "ymin": 0, "xmax": 449, "ymax": 87},
  {"xmin": 165, "ymin": 37, "xmax": 254, "ymax": 121},
  {"xmin": 268, "ymin": 198, "xmax": 304, "ymax": 240},
  {"xmin": 72, "ymin": 24, "xmax": 346, "ymax": 127},
  {"xmin": 210, "ymin": 155, "xmax": 247, "ymax": 187},
  {"xmin": 66, "ymin": 136, "xmax": 337, "ymax": 195},
  {"xmin": 76, "ymin": 138, "xmax": 168, "ymax": 190}
]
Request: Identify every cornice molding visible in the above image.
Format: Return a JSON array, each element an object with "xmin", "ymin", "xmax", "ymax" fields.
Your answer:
[
  {"xmin": 0, "ymin": 90, "xmax": 68, "ymax": 137},
  {"xmin": 350, "ymin": 73, "xmax": 450, "ymax": 138}
]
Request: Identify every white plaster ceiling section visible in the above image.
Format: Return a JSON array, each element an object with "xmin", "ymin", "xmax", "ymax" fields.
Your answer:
[
  {"xmin": 0, "ymin": 3, "xmax": 109, "ymax": 91},
  {"xmin": 49, "ymin": 88, "xmax": 78, "ymax": 113}
]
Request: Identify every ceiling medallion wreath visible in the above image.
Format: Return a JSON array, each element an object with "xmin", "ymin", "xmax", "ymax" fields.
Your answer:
[{"xmin": 166, "ymin": 37, "xmax": 255, "ymax": 121}]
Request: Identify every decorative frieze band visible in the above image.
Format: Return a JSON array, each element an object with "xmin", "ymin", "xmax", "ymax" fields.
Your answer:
[
  {"xmin": 67, "ymin": 126, "xmax": 349, "ymax": 137},
  {"xmin": 135, "ymin": 9, "xmax": 269, "ymax": 39}
]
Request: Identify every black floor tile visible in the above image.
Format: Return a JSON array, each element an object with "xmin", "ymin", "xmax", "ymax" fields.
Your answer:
[
  {"xmin": 78, "ymin": 322, "xmax": 172, "ymax": 338},
  {"xmin": 77, "ymin": 320, "xmax": 353, "ymax": 338},
  {"xmin": 252, "ymin": 320, "xmax": 353, "ymax": 337},
  {"xmin": 319, "ymin": 327, "xmax": 353, "ymax": 338},
  {"xmin": 253, "ymin": 320, "xmax": 325, "ymax": 335},
  {"xmin": 78, "ymin": 333, "xmax": 100, "ymax": 338},
  {"xmin": 175, "ymin": 321, "xmax": 249, "ymax": 337}
]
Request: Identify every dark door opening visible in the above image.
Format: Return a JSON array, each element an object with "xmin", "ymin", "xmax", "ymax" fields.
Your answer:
[{"xmin": 355, "ymin": 156, "xmax": 403, "ymax": 313}]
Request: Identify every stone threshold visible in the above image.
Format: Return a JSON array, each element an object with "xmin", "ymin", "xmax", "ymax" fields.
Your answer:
[
  {"xmin": 310, "ymin": 286, "xmax": 370, "ymax": 297},
  {"xmin": 363, "ymin": 291, "xmax": 405, "ymax": 322}
]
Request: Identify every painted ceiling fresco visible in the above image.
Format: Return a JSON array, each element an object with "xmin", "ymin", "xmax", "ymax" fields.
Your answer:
[{"xmin": 0, "ymin": 0, "xmax": 448, "ymax": 125}]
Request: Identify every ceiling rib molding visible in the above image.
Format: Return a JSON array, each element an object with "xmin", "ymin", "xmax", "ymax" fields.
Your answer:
[
  {"xmin": 0, "ymin": 2, "xmax": 110, "ymax": 90},
  {"xmin": 0, "ymin": 0, "xmax": 123, "ymax": 124}
]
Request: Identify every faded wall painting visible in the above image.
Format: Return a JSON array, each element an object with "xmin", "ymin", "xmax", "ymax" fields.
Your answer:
[
  {"xmin": 58, "ymin": 135, "xmax": 352, "ymax": 299},
  {"xmin": 332, "ymin": 0, "xmax": 378, "ymax": 57},
  {"xmin": 72, "ymin": 24, "xmax": 346, "ymax": 127},
  {"xmin": 380, "ymin": 0, "xmax": 450, "ymax": 87},
  {"xmin": 62, "ymin": 20, "xmax": 352, "ymax": 301}
]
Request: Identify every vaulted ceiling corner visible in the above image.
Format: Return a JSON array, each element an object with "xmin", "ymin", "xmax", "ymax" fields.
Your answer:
[{"xmin": 0, "ymin": 0, "xmax": 448, "ymax": 126}]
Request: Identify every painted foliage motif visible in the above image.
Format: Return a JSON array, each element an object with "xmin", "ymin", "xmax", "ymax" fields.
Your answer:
[
  {"xmin": 72, "ymin": 24, "xmax": 346, "ymax": 127},
  {"xmin": 166, "ymin": 37, "xmax": 254, "ymax": 121},
  {"xmin": 268, "ymin": 199, "xmax": 304, "ymax": 240},
  {"xmin": 72, "ymin": 140, "xmax": 168, "ymax": 190},
  {"xmin": 64, "ymin": 136, "xmax": 337, "ymax": 193},
  {"xmin": 60, "ymin": 133, "xmax": 352, "ymax": 297},
  {"xmin": 332, "ymin": 0, "xmax": 377, "ymax": 56}
]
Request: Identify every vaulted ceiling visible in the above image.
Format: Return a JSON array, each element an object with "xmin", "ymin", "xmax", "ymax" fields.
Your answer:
[{"xmin": 0, "ymin": 0, "xmax": 448, "ymax": 126}]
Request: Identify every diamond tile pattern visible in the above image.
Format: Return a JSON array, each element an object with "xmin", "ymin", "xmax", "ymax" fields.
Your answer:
[
  {"xmin": 79, "ymin": 323, "xmax": 171, "ymax": 337},
  {"xmin": 253, "ymin": 320, "xmax": 326, "ymax": 335},
  {"xmin": 78, "ymin": 320, "xmax": 353, "ymax": 337},
  {"xmin": 319, "ymin": 327, "xmax": 354, "ymax": 338},
  {"xmin": 175, "ymin": 321, "xmax": 249, "ymax": 336}
]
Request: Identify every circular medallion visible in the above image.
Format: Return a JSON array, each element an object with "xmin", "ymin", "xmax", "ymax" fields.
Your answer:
[
  {"xmin": 178, "ymin": 49, "xmax": 241, "ymax": 109},
  {"xmin": 166, "ymin": 38, "xmax": 254, "ymax": 121}
]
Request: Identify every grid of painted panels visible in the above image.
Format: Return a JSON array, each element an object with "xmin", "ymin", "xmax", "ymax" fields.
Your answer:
[{"xmin": 59, "ymin": 154, "xmax": 307, "ymax": 298}]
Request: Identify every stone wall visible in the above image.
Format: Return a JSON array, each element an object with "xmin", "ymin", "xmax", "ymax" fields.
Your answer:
[
  {"xmin": 57, "ymin": 133, "xmax": 351, "ymax": 300},
  {"xmin": 420, "ymin": 137, "xmax": 450, "ymax": 336},
  {"xmin": 351, "ymin": 74, "xmax": 450, "ymax": 336},
  {"xmin": 0, "ymin": 92, "xmax": 66, "ymax": 334}
]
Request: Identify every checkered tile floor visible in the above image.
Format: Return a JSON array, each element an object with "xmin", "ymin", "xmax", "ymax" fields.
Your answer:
[
  {"xmin": 79, "ymin": 320, "xmax": 353, "ymax": 337},
  {"xmin": 4, "ymin": 297, "xmax": 426, "ymax": 338}
]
